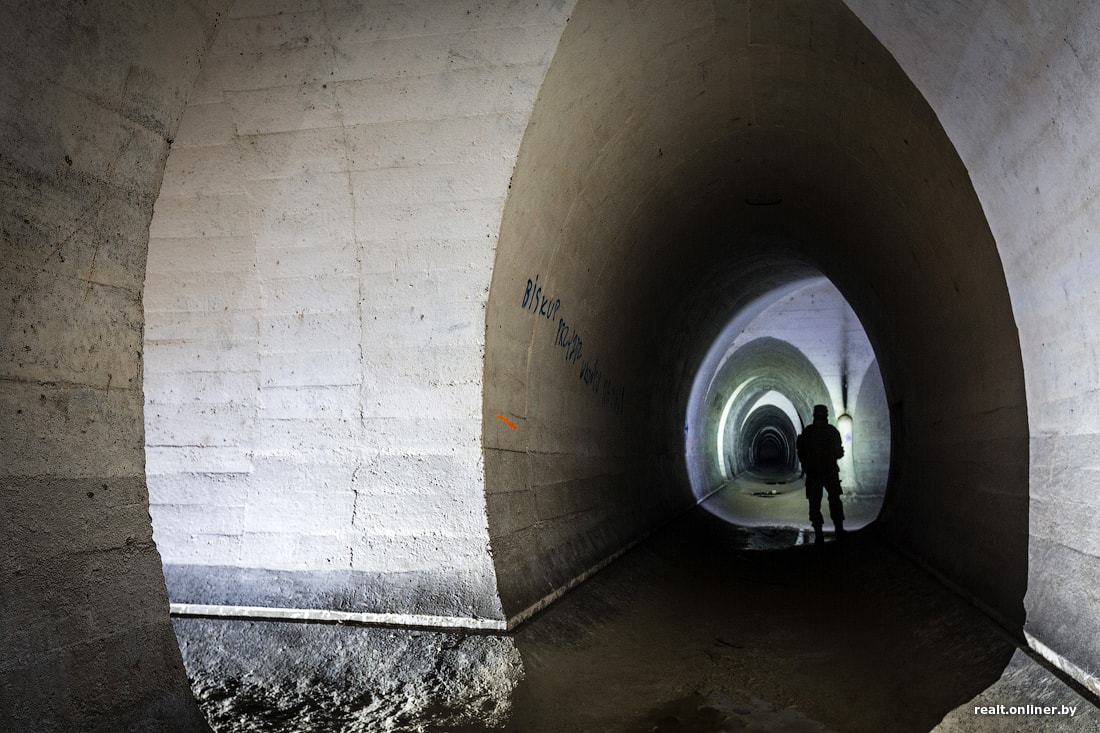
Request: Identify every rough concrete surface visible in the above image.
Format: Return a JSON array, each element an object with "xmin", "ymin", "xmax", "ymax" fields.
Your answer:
[
  {"xmin": 145, "ymin": 0, "xmax": 576, "ymax": 620},
  {"xmin": 933, "ymin": 650, "xmax": 1100, "ymax": 732},
  {"xmin": 171, "ymin": 497, "xmax": 1092, "ymax": 733},
  {"xmin": 0, "ymin": 0, "xmax": 228, "ymax": 729},
  {"xmin": 174, "ymin": 618, "xmax": 522, "ymax": 732},
  {"xmin": 845, "ymin": 0, "xmax": 1100, "ymax": 697},
  {"xmin": 484, "ymin": 0, "xmax": 1029, "ymax": 636}
]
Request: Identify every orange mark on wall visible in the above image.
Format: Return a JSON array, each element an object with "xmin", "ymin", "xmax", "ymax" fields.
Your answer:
[{"xmin": 495, "ymin": 415, "xmax": 517, "ymax": 431}]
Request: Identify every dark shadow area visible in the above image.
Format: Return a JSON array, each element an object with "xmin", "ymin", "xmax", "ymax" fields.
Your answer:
[
  {"xmin": 175, "ymin": 502, "xmax": 1018, "ymax": 732},
  {"xmin": 744, "ymin": 404, "xmax": 799, "ymax": 473}
]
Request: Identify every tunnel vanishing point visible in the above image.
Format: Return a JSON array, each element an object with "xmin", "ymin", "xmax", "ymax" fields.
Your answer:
[{"xmin": 3, "ymin": 0, "xmax": 1100, "ymax": 729}]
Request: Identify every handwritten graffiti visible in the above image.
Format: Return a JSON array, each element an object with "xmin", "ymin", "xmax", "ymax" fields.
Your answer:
[
  {"xmin": 519, "ymin": 274, "xmax": 625, "ymax": 416},
  {"xmin": 580, "ymin": 358, "xmax": 599, "ymax": 388},
  {"xmin": 556, "ymin": 318, "xmax": 583, "ymax": 364},
  {"xmin": 580, "ymin": 358, "xmax": 626, "ymax": 414},
  {"xmin": 521, "ymin": 274, "xmax": 562, "ymax": 322}
]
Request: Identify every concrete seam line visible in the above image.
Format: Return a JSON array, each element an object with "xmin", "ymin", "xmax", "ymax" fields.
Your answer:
[
  {"xmin": 1025, "ymin": 631, "xmax": 1100, "ymax": 700},
  {"xmin": 698, "ymin": 482, "xmax": 728, "ymax": 503},
  {"xmin": 882, "ymin": 534, "xmax": 1100, "ymax": 707},
  {"xmin": 885, "ymin": 538, "xmax": 1017, "ymax": 632},
  {"xmin": 505, "ymin": 491, "xmax": 723, "ymax": 630},
  {"xmin": 169, "ymin": 603, "xmax": 508, "ymax": 632},
  {"xmin": 505, "ymin": 539, "xmax": 641, "ymax": 630}
]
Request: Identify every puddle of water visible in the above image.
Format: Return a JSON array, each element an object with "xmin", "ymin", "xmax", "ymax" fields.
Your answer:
[{"xmin": 632, "ymin": 691, "xmax": 835, "ymax": 733}]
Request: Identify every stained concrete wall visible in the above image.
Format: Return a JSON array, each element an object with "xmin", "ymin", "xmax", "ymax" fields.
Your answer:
[
  {"xmin": 486, "ymin": 0, "xmax": 1029, "ymax": 639},
  {"xmin": 845, "ymin": 0, "xmax": 1100, "ymax": 696},
  {"xmin": 144, "ymin": 0, "xmax": 573, "ymax": 622},
  {"xmin": 0, "ymin": 1, "xmax": 229, "ymax": 730}
]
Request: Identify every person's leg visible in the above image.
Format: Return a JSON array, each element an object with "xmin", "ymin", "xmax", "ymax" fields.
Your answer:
[
  {"xmin": 825, "ymin": 475, "xmax": 845, "ymax": 536},
  {"xmin": 806, "ymin": 476, "xmax": 825, "ymax": 544}
]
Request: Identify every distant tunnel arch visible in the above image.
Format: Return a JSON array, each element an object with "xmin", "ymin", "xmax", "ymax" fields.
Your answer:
[
  {"xmin": 742, "ymin": 405, "xmax": 799, "ymax": 473},
  {"xmin": 704, "ymin": 336, "xmax": 833, "ymax": 486}
]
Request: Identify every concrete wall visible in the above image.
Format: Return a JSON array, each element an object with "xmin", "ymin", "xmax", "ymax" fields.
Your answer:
[
  {"xmin": 730, "ymin": 279, "xmax": 880, "ymax": 431},
  {"xmin": 845, "ymin": 0, "xmax": 1100, "ymax": 696},
  {"xmin": 853, "ymin": 359, "xmax": 890, "ymax": 496},
  {"xmin": 144, "ymin": 0, "xmax": 573, "ymax": 623},
  {"xmin": 0, "ymin": 1, "xmax": 229, "ymax": 730}
]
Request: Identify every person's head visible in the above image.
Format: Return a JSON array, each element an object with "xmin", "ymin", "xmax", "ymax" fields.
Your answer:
[{"xmin": 813, "ymin": 404, "xmax": 829, "ymax": 422}]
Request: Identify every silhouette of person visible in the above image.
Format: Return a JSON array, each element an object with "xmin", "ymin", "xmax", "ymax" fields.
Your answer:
[{"xmin": 796, "ymin": 404, "xmax": 846, "ymax": 545}]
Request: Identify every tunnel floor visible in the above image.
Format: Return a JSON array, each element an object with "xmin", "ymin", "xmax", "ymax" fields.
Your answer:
[
  {"xmin": 175, "ymin": 491, "xmax": 1054, "ymax": 733},
  {"xmin": 701, "ymin": 471, "xmax": 884, "ymax": 532}
]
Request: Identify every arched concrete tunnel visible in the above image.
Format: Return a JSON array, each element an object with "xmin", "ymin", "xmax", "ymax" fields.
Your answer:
[
  {"xmin": 742, "ymin": 403, "xmax": 798, "ymax": 471},
  {"xmin": 4, "ymin": 0, "xmax": 1100, "ymax": 730},
  {"xmin": 483, "ymin": 0, "xmax": 1027, "ymax": 630}
]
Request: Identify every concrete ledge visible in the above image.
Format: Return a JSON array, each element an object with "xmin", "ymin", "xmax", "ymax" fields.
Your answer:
[
  {"xmin": 163, "ymin": 564, "xmax": 505, "ymax": 622},
  {"xmin": 171, "ymin": 603, "xmax": 506, "ymax": 632},
  {"xmin": 933, "ymin": 649, "xmax": 1100, "ymax": 731},
  {"xmin": 1026, "ymin": 631, "xmax": 1100, "ymax": 699}
]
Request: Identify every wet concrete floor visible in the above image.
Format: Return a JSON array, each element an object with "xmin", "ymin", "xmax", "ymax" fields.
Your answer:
[
  {"xmin": 489, "ymin": 517, "xmax": 1016, "ymax": 732},
  {"xmin": 176, "ymin": 499, "xmax": 1029, "ymax": 732},
  {"xmin": 702, "ymin": 470, "xmax": 884, "ymax": 532}
]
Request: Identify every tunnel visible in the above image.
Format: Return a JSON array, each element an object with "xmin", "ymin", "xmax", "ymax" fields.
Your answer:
[
  {"xmin": 4, "ymin": 0, "xmax": 1100, "ymax": 731},
  {"xmin": 482, "ymin": 0, "xmax": 1028, "ymax": 629},
  {"xmin": 745, "ymin": 408, "xmax": 795, "ymax": 470}
]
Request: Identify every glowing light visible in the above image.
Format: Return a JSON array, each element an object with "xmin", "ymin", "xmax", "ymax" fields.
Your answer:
[
  {"xmin": 837, "ymin": 412, "xmax": 855, "ymax": 485},
  {"xmin": 715, "ymin": 379, "xmax": 751, "ymax": 480}
]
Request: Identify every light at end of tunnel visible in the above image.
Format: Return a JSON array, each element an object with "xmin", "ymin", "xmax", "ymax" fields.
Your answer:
[
  {"xmin": 837, "ymin": 413, "xmax": 853, "ymax": 443},
  {"xmin": 837, "ymin": 413, "xmax": 855, "ymax": 485}
]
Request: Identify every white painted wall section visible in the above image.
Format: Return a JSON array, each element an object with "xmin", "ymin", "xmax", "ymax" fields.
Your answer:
[{"xmin": 145, "ymin": 0, "xmax": 575, "ymax": 620}]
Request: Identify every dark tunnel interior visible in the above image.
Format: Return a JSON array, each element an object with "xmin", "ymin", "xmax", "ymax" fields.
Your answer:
[
  {"xmin": 746, "ymin": 406, "xmax": 797, "ymax": 470},
  {"xmin": 484, "ymin": 0, "xmax": 1030, "ymax": 637}
]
